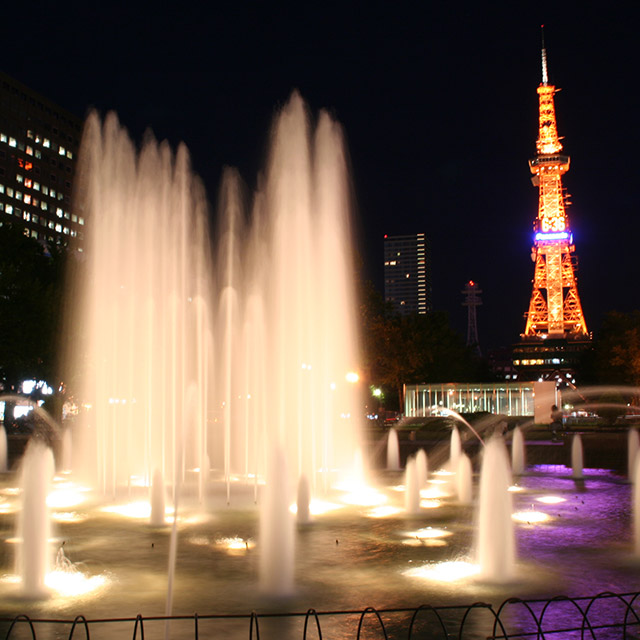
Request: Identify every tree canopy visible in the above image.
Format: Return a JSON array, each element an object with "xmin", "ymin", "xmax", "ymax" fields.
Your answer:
[
  {"xmin": 0, "ymin": 224, "xmax": 65, "ymax": 392},
  {"xmin": 359, "ymin": 281, "xmax": 490, "ymax": 409},
  {"xmin": 581, "ymin": 310, "xmax": 640, "ymax": 387}
]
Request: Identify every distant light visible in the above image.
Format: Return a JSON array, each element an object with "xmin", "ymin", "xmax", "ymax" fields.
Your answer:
[{"xmin": 346, "ymin": 372, "xmax": 359, "ymax": 384}]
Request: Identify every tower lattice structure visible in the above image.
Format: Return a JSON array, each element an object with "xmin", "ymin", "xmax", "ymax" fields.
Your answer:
[
  {"xmin": 462, "ymin": 280, "xmax": 482, "ymax": 354},
  {"xmin": 523, "ymin": 37, "xmax": 588, "ymax": 340}
]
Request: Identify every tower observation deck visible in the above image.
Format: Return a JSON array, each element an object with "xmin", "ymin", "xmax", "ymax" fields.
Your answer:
[{"xmin": 513, "ymin": 31, "xmax": 590, "ymax": 382}]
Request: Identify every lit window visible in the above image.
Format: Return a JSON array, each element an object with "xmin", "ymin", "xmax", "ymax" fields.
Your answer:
[
  {"xmin": 35, "ymin": 134, "xmax": 41, "ymax": 143},
  {"xmin": 24, "ymin": 194, "xmax": 31, "ymax": 205},
  {"xmin": 15, "ymin": 192, "xmax": 22, "ymax": 201},
  {"xmin": 31, "ymin": 230, "xmax": 37, "ymax": 239},
  {"xmin": 35, "ymin": 150, "xmax": 41, "ymax": 159},
  {"xmin": 58, "ymin": 193, "xmax": 63, "ymax": 201},
  {"xmin": 33, "ymin": 182, "xmax": 40, "ymax": 191},
  {"xmin": 9, "ymin": 137, "xmax": 16, "ymax": 147},
  {"xmin": 42, "ymin": 186, "xmax": 48, "ymax": 195},
  {"xmin": 55, "ymin": 223, "xmax": 62, "ymax": 232},
  {"xmin": 7, "ymin": 187, "xmax": 13, "ymax": 197},
  {"xmin": 50, "ymin": 189, "xmax": 56, "ymax": 198},
  {"xmin": 16, "ymin": 174, "xmax": 23, "ymax": 184},
  {"xmin": 56, "ymin": 207, "xmax": 63, "ymax": 218},
  {"xmin": 41, "ymin": 202, "xmax": 48, "ymax": 210},
  {"xmin": 0, "ymin": 203, "xmax": 3, "ymax": 211},
  {"xmin": 32, "ymin": 198, "xmax": 38, "ymax": 206},
  {"xmin": 0, "ymin": 133, "xmax": 6, "ymax": 143},
  {"xmin": 63, "ymin": 227, "xmax": 69, "ymax": 234},
  {"xmin": 66, "ymin": 150, "xmax": 73, "ymax": 159},
  {"xmin": 23, "ymin": 228, "xmax": 29, "ymax": 237},
  {"xmin": 71, "ymin": 230, "xmax": 76, "ymax": 237},
  {"xmin": 48, "ymin": 221, "xmax": 54, "ymax": 229},
  {"xmin": 26, "ymin": 146, "xmax": 33, "ymax": 156},
  {"xmin": 78, "ymin": 217, "xmax": 84, "ymax": 225},
  {"xmin": 27, "ymin": 130, "xmax": 34, "ymax": 139},
  {"xmin": 25, "ymin": 179, "xmax": 32, "ymax": 189},
  {"xmin": 23, "ymin": 211, "xmax": 30, "ymax": 221},
  {"xmin": 58, "ymin": 146, "xmax": 65, "ymax": 156},
  {"xmin": 0, "ymin": 184, "xmax": 4, "ymax": 194},
  {"xmin": 6, "ymin": 205, "xmax": 13, "ymax": 214},
  {"xmin": 71, "ymin": 214, "xmax": 77, "ymax": 222},
  {"xmin": 32, "ymin": 214, "xmax": 38, "ymax": 224},
  {"xmin": 43, "ymin": 138, "xmax": 50, "ymax": 148},
  {"xmin": 64, "ymin": 211, "xmax": 70, "ymax": 219}
]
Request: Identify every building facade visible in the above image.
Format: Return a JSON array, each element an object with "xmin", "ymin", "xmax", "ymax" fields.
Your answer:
[
  {"xmin": 0, "ymin": 71, "xmax": 84, "ymax": 249},
  {"xmin": 383, "ymin": 233, "xmax": 432, "ymax": 315}
]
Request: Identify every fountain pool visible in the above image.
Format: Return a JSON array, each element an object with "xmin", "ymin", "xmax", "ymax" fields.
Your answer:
[{"xmin": 0, "ymin": 450, "xmax": 639, "ymax": 638}]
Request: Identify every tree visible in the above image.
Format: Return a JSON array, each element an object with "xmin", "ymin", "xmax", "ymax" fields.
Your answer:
[
  {"xmin": 359, "ymin": 281, "xmax": 484, "ymax": 410},
  {"xmin": 0, "ymin": 224, "xmax": 65, "ymax": 393},
  {"xmin": 583, "ymin": 310, "xmax": 640, "ymax": 387}
]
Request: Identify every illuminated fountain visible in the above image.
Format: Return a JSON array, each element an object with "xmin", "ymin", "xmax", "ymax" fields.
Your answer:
[
  {"xmin": 572, "ymin": 434, "xmax": 584, "ymax": 479},
  {"xmin": 0, "ymin": 425, "xmax": 7, "ymax": 472},
  {"xmin": 456, "ymin": 453, "xmax": 473, "ymax": 505},
  {"xmin": 16, "ymin": 439, "xmax": 54, "ymax": 598},
  {"xmin": 476, "ymin": 436, "xmax": 515, "ymax": 582},
  {"xmin": 629, "ymin": 428, "xmax": 639, "ymax": 480},
  {"xmin": 511, "ymin": 426, "xmax": 525, "ymax": 476},
  {"xmin": 386, "ymin": 428, "xmax": 400, "ymax": 470},
  {"xmin": 404, "ymin": 456, "xmax": 420, "ymax": 515},
  {"xmin": 66, "ymin": 94, "xmax": 362, "ymax": 502}
]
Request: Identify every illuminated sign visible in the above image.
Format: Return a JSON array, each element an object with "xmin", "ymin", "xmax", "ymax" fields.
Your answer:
[{"xmin": 535, "ymin": 231, "xmax": 570, "ymax": 242}]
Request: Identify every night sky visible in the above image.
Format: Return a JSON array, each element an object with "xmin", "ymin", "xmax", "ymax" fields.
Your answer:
[{"xmin": 3, "ymin": 2, "xmax": 638, "ymax": 351}]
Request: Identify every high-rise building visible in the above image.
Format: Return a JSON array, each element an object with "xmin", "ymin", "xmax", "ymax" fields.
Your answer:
[
  {"xmin": 512, "ymin": 36, "xmax": 590, "ymax": 382},
  {"xmin": 0, "ymin": 71, "xmax": 84, "ymax": 249},
  {"xmin": 383, "ymin": 233, "xmax": 432, "ymax": 315}
]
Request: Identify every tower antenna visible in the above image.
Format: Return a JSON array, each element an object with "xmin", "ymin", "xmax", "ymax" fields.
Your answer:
[
  {"xmin": 462, "ymin": 280, "xmax": 482, "ymax": 355},
  {"xmin": 541, "ymin": 24, "xmax": 549, "ymax": 85}
]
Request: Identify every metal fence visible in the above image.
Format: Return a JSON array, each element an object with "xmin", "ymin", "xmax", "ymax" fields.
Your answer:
[{"xmin": 2, "ymin": 591, "xmax": 640, "ymax": 639}]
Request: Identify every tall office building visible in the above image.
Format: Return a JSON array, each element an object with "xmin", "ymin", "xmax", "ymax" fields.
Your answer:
[
  {"xmin": 0, "ymin": 71, "xmax": 84, "ymax": 249},
  {"xmin": 383, "ymin": 233, "xmax": 431, "ymax": 315}
]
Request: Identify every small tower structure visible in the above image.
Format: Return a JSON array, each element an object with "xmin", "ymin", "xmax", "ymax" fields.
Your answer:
[
  {"xmin": 513, "ymin": 29, "xmax": 591, "ymax": 382},
  {"xmin": 462, "ymin": 280, "xmax": 482, "ymax": 354}
]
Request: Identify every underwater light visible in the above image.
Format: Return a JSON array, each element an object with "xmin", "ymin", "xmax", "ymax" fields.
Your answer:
[
  {"xmin": 289, "ymin": 500, "xmax": 344, "ymax": 516},
  {"xmin": 536, "ymin": 495, "xmax": 566, "ymax": 504},
  {"xmin": 46, "ymin": 570, "xmax": 108, "ymax": 597},
  {"xmin": 404, "ymin": 560, "xmax": 479, "ymax": 582},
  {"xmin": 216, "ymin": 536, "xmax": 254, "ymax": 551},
  {"xmin": 512, "ymin": 510, "xmax": 550, "ymax": 524},
  {"xmin": 406, "ymin": 527, "xmax": 452, "ymax": 540},
  {"xmin": 340, "ymin": 486, "xmax": 387, "ymax": 507},
  {"xmin": 419, "ymin": 499, "xmax": 442, "ymax": 509},
  {"xmin": 366, "ymin": 505, "xmax": 403, "ymax": 518},
  {"xmin": 101, "ymin": 501, "xmax": 174, "ymax": 520}
]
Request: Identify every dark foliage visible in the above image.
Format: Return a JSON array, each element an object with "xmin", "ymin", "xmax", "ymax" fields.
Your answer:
[{"xmin": 0, "ymin": 224, "xmax": 65, "ymax": 391}]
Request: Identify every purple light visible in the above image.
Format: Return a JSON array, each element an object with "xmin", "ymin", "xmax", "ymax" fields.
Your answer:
[{"xmin": 535, "ymin": 231, "xmax": 570, "ymax": 242}]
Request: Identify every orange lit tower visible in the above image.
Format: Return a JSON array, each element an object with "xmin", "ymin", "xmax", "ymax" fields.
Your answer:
[
  {"xmin": 514, "ymin": 32, "xmax": 590, "ymax": 382},
  {"xmin": 524, "ymin": 36, "xmax": 588, "ymax": 340}
]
